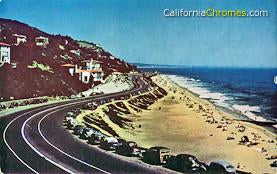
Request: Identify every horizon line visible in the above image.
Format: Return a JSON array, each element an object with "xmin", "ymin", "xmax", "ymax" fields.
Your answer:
[{"xmin": 131, "ymin": 62, "xmax": 277, "ymax": 69}]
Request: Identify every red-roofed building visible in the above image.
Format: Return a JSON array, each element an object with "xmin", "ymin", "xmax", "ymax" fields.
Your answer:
[
  {"xmin": 0, "ymin": 42, "xmax": 11, "ymax": 64},
  {"xmin": 61, "ymin": 59, "xmax": 104, "ymax": 84},
  {"xmin": 77, "ymin": 67, "xmax": 104, "ymax": 84},
  {"xmin": 77, "ymin": 59, "xmax": 104, "ymax": 84}
]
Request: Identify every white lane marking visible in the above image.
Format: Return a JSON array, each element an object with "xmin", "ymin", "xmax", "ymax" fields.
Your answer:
[
  {"xmin": 21, "ymin": 97, "xmax": 112, "ymax": 174},
  {"xmin": 3, "ymin": 100, "xmax": 91, "ymax": 174},
  {"xmin": 21, "ymin": 100, "xmax": 92, "ymax": 174},
  {"xmin": 3, "ymin": 109, "xmax": 41, "ymax": 174},
  {"xmin": 38, "ymin": 109, "xmax": 111, "ymax": 174},
  {"xmin": 12, "ymin": 76, "xmax": 144, "ymax": 173}
]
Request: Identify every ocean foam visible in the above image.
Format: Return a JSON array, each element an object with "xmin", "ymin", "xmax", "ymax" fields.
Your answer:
[
  {"xmin": 232, "ymin": 104, "xmax": 261, "ymax": 113},
  {"xmin": 167, "ymin": 75, "xmax": 231, "ymax": 108},
  {"xmin": 232, "ymin": 104, "xmax": 267, "ymax": 122}
]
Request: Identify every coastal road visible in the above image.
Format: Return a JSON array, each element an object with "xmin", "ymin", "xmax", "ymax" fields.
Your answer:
[{"xmin": 1, "ymin": 76, "xmax": 172, "ymax": 174}]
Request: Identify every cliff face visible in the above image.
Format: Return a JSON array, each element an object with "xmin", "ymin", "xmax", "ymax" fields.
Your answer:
[{"xmin": 0, "ymin": 18, "xmax": 137, "ymax": 100}]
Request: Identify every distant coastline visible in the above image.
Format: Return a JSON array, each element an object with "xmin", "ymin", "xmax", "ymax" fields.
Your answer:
[{"xmin": 133, "ymin": 63, "xmax": 277, "ymax": 69}]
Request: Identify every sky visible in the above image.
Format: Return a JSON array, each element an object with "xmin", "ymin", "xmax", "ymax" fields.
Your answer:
[{"xmin": 0, "ymin": 0, "xmax": 276, "ymax": 68}]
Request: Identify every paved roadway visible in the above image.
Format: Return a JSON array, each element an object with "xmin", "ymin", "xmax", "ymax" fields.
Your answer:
[{"xmin": 0, "ymin": 76, "xmax": 173, "ymax": 174}]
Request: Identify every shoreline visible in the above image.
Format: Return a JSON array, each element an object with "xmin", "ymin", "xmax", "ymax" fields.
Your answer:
[
  {"xmin": 164, "ymin": 74, "xmax": 277, "ymax": 136},
  {"xmin": 163, "ymin": 73, "xmax": 276, "ymax": 143}
]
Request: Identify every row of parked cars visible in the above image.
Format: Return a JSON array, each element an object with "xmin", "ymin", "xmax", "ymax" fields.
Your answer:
[
  {"xmin": 65, "ymin": 114, "xmax": 146, "ymax": 156},
  {"xmin": 142, "ymin": 147, "xmax": 236, "ymax": 174},
  {"xmin": 0, "ymin": 98, "xmax": 49, "ymax": 111},
  {"xmin": 64, "ymin": 110, "xmax": 239, "ymax": 174}
]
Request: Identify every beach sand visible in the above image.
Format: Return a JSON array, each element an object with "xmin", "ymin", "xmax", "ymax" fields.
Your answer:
[{"xmin": 79, "ymin": 74, "xmax": 277, "ymax": 174}]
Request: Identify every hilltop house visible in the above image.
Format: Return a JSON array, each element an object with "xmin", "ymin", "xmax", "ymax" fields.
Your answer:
[
  {"xmin": 12, "ymin": 34, "xmax": 27, "ymax": 45},
  {"xmin": 77, "ymin": 69, "xmax": 104, "ymax": 84},
  {"xmin": 61, "ymin": 59, "xmax": 104, "ymax": 84},
  {"xmin": 77, "ymin": 59, "xmax": 104, "ymax": 84},
  {"xmin": 0, "ymin": 42, "xmax": 11, "ymax": 64},
  {"xmin": 35, "ymin": 36, "xmax": 49, "ymax": 47}
]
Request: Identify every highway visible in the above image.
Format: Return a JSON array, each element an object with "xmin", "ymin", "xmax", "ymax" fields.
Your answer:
[{"xmin": 0, "ymin": 75, "xmax": 174, "ymax": 174}]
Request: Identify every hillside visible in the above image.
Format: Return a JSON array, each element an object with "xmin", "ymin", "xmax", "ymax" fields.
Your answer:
[{"xmin": 0, "ymin": 18, "xmax": 138, "ymax": 100}]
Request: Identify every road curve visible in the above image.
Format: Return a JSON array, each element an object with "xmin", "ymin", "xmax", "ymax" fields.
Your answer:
[{"xmin": 1, "ymin": 76, "xmax": 174, "ymax": 174}]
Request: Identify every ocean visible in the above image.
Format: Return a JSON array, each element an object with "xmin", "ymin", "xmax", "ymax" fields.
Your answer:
[{"xmin": 140, "ymin": 67, "xmax": 277, "ymax": 123}]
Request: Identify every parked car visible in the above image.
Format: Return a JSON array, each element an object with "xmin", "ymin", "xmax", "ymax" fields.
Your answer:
[
  {"xmin": 80, "ymin": 128, "xmax": 95, "ymax": 139},
  {"xmin": 66, "ymin": 119, "xmax": 78, "ymax": 129},
  {"xmin": 142, "ymin": 146, "xmax": 171, "ymax": 165},
  {"xmin": 165, "ymin": 154, "xmax": 207, "ymax": 174},
  {"xmin": 87, "ymin": 132, "xmax": 105, "ymax": 145},
  {"xmin": 73, "ymin": 125, "xmax": 85, "ymax": 135},
  {"xmin": 114, "ymin": 138, "xmax": 127, "ymax": 147},
  {"xmin": 64, "ymin": 112, "xmax": 74, "ymax": 123},
  {"xmin": 116, "ymin": 141, "xmax": 141, "ymax": 157},
  {"xmin": 65, "ymin": 116, "xmax": 74, "ymax": 123},
  {"xmin": 100, "ymin": 137, "xmax": 119, "ymax": 150},
  {"xmin": 207, "ymin": 160, "xmax": 236, "ymax": 174}
]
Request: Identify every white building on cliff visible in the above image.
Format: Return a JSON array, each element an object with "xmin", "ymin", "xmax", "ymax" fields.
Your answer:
[
  {"xmin": 77, "ymin": 59, "xmax": 104, "ymax": 84},
  {"xmin": 35, "ymin": 36, "xmax": 49, "ymax": 47},
  {"xmin": 61, "ymin": 59, "xmax": 104, "ymax": 84},
  {"xmin": 12, "ymin": 34, "xmax": 27, "ymax": 45},
  {"xmin": 0, "ymin": 42, "xmax": 11, "ymax": 64}
]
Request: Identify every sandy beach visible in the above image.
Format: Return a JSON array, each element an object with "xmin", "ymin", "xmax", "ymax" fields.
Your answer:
[{"xmin": 77, "ymin": 74, "xmax": 277, "ymax": 174}]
